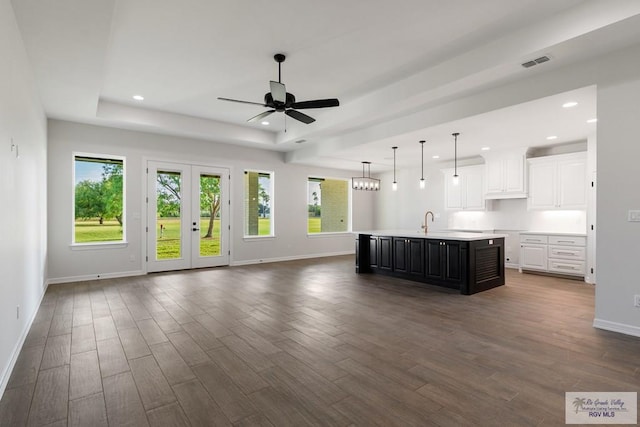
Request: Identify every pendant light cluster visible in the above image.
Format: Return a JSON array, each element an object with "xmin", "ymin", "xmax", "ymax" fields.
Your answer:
[
  {"xmin": 351, "ymin": 161, "xmax": 380, "ymax": 191},
  {"xmin": 353, "ymin": 134, "xmax": 460, "ymax": 192}
]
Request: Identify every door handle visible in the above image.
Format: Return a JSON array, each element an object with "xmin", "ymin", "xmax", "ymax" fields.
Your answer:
[{"xmin": 192, "ymin": 228, "xmax": 200, "ymax": 231}]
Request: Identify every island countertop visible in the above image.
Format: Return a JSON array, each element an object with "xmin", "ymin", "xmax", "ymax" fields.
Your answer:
[{"xmin": 354, "ymin": 230, "xmax": 507, "ymax": 241}]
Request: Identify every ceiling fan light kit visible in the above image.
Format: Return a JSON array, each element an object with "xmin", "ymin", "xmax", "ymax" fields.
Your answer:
[
  {"xmin": 352, "ymin": 161, "xmax": 380, "ymax": 191},
  {"xmin": 218, "ymin": 53, "xmax": 340, "ymax": 125}
]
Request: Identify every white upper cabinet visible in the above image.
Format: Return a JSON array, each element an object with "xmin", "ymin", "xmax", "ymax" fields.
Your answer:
[
  {"xmin": 527, "ymin": 152, "xmax": 587, "ymax": 210},
  {"xmin": 443, "ymin": 165, "xmax": 485, "ymax": 211},
  {"xmin": 483, "ymin": 149, "xmax": 528, "ymax": 199}
]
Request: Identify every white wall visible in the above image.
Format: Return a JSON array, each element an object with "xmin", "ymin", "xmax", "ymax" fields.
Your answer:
[
  {"xmin": 595, "ymin": 77, "xmax": 640, "ymax": 336},
  {"xmin": 0, "ymin": 0, "xmax": 48, "ymax": 397},
  {"xmin": 47, "ymin": 120, "xmax": 373, "ymax": 281}
]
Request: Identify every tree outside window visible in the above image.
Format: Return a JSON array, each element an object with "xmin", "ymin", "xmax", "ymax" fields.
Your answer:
[
  {"xmin": 307, "ymin": 178, "xmax": 349, "ymax": 233},
  {"xmin": 74, "ymin": 155, "xmax": 125, "ymax": 243},
  {"xmin": 244, "ymin": 171, "xmax": 274, "ymax": 236}
]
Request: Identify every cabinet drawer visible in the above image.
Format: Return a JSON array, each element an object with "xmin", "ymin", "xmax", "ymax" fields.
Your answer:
[
  {"xmin": 548, "ymin": 259, "xmax": 585, "ymax": 275},
  {"xmin": 520, "ymin": 235, "xmax": 548, "ymax": 244},
  {"xmin": 548, "ymin": 245, "xmax": 585, "ymax": 260},
  {"xmin": 548, "ymin": 235, "xmax": 586, "ymax": 246}
]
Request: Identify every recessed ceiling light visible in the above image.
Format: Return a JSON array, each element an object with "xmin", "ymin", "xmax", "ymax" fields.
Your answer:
[
  {"xmin": 546, "ymin": 135, "xmax": 558, "ymax": 140},
  {"xmin": 481, "ymin": 147, "xmax": 490, "ymax": 151},
  {"xmin": 586, "ymin": 118, "xmax": 598, "ymax": 123},
  {"xmin": 432, "ymin": 155, "xmax": 440, "ymax": 159},
  {"xmin": 132, "ymin": 95, "xmax": 144, "ymax": 101},
  {"xmin": 261, "ymin": 121, "xmax": 269, "ymax": 125},
  {"xmin": 562, "ymin": 101, "xmax": 578, "ymax": 108}
]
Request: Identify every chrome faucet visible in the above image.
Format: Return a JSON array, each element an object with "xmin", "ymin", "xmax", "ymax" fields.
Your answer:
[{"xmin": 422, "ymin": 211, "xmax": 434, "ymax": 234}]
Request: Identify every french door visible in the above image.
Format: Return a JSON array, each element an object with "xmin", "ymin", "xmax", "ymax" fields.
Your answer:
[{"xmin": 147, "ymin": 161, "xmax": 229, "ymax": 272}]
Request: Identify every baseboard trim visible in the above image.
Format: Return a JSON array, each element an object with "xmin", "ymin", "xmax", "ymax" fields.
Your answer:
[
  {"xmin": 0, "ymin": 278, "xmax": 49, "ymax": 400},
  {"xmin": 47, "ymin": 270, "xmax": 145, "ymax": 285},
  {"xmin": 593, "ymin": 318, "xmax": 640, "ymax": 338},
  {"xmin": 231, "ymin": 251, "xmax": 354, "ymax": 267}
]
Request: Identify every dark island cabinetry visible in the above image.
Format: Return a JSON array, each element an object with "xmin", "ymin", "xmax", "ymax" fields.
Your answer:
[
  {"xmin": 424, "ymin": 239, "xmax": 467, "ymax": 289},
  {"xmin": 356, "ymin": 232, "xmax": 505, "ymax": 295}
]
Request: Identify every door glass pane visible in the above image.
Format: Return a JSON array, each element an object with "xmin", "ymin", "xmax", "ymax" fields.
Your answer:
[
  {"xmin": 156, "ymin": 171, "xmax": 182, "ymax": 260},
  {"xmin": 199, "ymin": 173, "xmax": 221, "ymax": 257}
]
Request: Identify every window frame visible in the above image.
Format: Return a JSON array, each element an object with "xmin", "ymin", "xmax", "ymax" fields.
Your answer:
[
  {"xmin": 306, "ymin": 176, "xmax": 352, "ymax": 236},
  {"xmin": 71, "ymin": 152, "xmax": 127, "ymax": 247},
  {"xmin": 243, "ymin": 169, "xmax": 275, "ymax": 239}
]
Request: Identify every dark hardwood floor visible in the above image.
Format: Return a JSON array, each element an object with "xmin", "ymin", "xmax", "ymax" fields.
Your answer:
[{"xmin": 1, "ymin": 255, "xmax": 638, "ymax": 426}]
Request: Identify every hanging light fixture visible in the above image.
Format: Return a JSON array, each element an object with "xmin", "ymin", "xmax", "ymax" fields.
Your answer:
[
  {"xmin": 452, "ymin": 132, "xmax": 460, "ymax": 186},
  {"xmin": 392, "ymin": 146, "xmax": 398, "ymax": 191},
  {"xmin": 419, "ymin": 140, "xmax": 426, "ymax": 189},
  {"xmin": 352, "ymin": 161, "xmax": 380, "ymax": 191}
]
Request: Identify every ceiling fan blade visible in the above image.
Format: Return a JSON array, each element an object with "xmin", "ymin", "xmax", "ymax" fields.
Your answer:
[
  {"xmin": 217, "ymin": 97, "xmax": 266, "ymax": 107},
  {"xmin": 291, "ymin": 98, "xmax": 340, "ymax": 109},
  {"xmin": 247, "ymin": 110, "xmax": 275, "ymax": 122},
  {"xmin": 285, "ymin": 109, "xmax": 315, "ymax": 124},
  {"xmin": 270, "ymin": 81, "xmax": 286, "ymax": 103}
]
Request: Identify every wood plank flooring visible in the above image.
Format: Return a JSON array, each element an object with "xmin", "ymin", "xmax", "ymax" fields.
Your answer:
[{"xmin": 1, "ymin": 255, "xmax": 639, "ymax": 426}]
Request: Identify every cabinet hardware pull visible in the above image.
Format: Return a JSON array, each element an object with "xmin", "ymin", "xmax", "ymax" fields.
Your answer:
[
  {"xmin": 557, "ymin": 240, "xmax": 574, "ymax": 243},
  {"xmin": 556, "ymin": 251, "xmax": 576, "ymax": 255}
]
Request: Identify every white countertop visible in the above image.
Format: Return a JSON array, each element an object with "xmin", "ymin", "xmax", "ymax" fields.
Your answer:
[{"xmin": 355, "ymin": 230, "xmax": 507, "ymax": 241}]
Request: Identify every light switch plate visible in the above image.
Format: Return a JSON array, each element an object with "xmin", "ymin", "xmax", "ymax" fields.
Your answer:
[{"xmin": 628, "ymin": 210, "xmax": 640, "ymax": 222}]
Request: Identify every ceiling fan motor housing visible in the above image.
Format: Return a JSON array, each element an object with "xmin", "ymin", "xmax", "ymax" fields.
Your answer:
[{"xmin": 264, "ymin": 92, "xmax": 296, "ymax": 111}]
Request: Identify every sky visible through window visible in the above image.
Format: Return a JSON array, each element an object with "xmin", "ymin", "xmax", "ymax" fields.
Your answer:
[{"xmin": 75, "ymin": 161, "xmax": 103, "ymax": 184}]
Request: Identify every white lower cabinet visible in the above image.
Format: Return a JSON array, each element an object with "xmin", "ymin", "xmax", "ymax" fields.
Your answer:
[
  {"xmin": 520, "ymin": 244, "xmax": 547, "ymax": 271},
  {"xmin": 520, "ymin": 233, "xmax": 586, "ymax": 278}
]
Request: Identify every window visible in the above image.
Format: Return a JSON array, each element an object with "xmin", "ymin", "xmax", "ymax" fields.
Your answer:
[
  {"xmin": 244, "ymin": 170, "xmax": 274, "ymax": 236},
  {"xmin": 307, "ymin": 177, "xmax": 349, "ymax": 233},
  {"xmin": 73, "ymin": 155, "xmax": 125, "ymax": 243}
]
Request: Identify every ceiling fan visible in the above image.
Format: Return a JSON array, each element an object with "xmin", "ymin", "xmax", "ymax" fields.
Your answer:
[{"xmin": 218, "ymin": 53, "xmax": 340, "ymax": 125}]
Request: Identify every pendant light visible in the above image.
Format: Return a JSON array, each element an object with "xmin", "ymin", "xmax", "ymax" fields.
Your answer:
[
  {"xmin": 352, "ymin": 161, "xmax": 380, "ymax": 191},
  {"xmin": 392, "ymin": 146, "xmax": 398, "ymax": 191},
  {"xmin": 419, "ymin": 140, "xmax": 426, "ymax": 189},
  {"xmin": 452, "ymin": 132, "xmax": 460, "ymax": 186}
]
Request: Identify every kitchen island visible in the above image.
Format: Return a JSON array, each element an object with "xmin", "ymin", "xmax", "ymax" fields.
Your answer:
[{"xmin": 355, "ymin": 230, "xmax": 505, "ymax": 295}]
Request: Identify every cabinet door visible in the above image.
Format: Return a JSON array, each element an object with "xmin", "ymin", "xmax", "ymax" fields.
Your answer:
[
  {"xmin": 369, "ymin": 237, "xmax": 379, "ymax": 268},
  {"xmin": 464, "ymin": 166, "xmax": 485, "ymax": 210},
  {"xmin": 425, "ymin": 240, "xmax": 443, "ymax": 279},
  {"xmin": 528, "ymin": 162, "xmax": 556, "ymax": 209},
  {"xmin": 444, "ymin": 241, "xmax": 464, "ymax": 282},
  {"xmin": 393, "ymin": 238, "xmax": 408, "ymax": 273},
  {"xmin": 504, "ymin": 155, "xmax": 525, "ymax": 193},
  {"xmin": 378, "ymin": 236, "xmax": 393, "ymax": 271},
  {"xmin": 485, "ymin": 158, "xmax": 504, "ymax": 193},
  {"xmin": 445, "ymin": 176, "xmax": 463, "ymax": 210},
  {"xmin": 520, "ymin": 244, "xmax": 547, "ymax": 270},
  {"xmin": 557, "ymin": 159, "xmax": 586, "ymax": 209},
  {"xmin": 407, "ymin": 238, "xmax": 425, "ymax": 276}
]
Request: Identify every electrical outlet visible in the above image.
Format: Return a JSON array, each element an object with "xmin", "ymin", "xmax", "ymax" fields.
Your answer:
[{"xmin": 634, "ymin": 295, "xmax": 640, "ymax": 307}]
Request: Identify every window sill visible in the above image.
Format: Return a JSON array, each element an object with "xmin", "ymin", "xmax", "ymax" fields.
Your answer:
[
  {"xmin": 307, "ymin": 232, "xmax": 352, "ymax": 238},
  {"xmin": 70, "ymin": 242, "xmax": 128, "ymax": 251},
  {"xmin": 243, "ymin": 235, "xmax": 276, "ymax": 241}
]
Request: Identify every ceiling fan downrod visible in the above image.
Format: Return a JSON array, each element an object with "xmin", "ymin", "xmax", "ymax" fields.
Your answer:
[{"xmin": 274, "ymin": 53, "xmax": 285, "ymax": 83}]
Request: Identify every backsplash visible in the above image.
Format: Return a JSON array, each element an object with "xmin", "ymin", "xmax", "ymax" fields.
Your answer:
[{"xmin": 448, "ymin": 199, "xmax": 587, "ymax": 233}]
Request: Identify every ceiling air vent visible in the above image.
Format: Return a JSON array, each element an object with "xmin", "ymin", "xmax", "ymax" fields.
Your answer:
[{"xmin": 521, "ymin": 55, "xmax": 551, "ymax": 68}]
